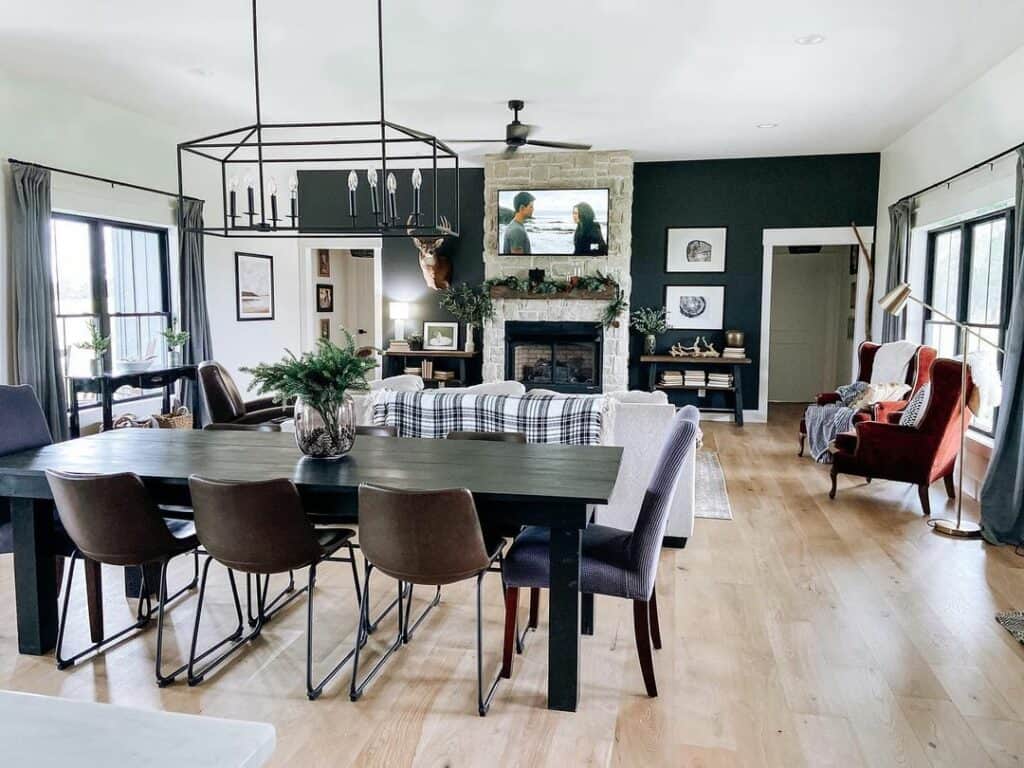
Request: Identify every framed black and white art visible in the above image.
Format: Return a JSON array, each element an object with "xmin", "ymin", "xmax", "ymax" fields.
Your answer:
[
  {"xmin": 665, "ymin": 285, "xmax": 725, "ymax": 330},
  {"xmin": 423, "ymin": 321, "xmax": 459, "ymax": 351},
  {"xmin": 666, "ymin": 227, "xmax": 727, "ymax": 273},
  {"xmin": 235, "ymin": 252, "xmax": 275, "ymax": 321}
]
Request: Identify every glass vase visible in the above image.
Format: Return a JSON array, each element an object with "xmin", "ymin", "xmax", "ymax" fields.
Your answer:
[
  {"xmin": 644, "ymin": 334, "xmax": 657, "ymax": 356},
  {"xmin": 168, "ymin": 349, "xmax": 181, "ymax": 368},
  {"xmin": 293, "ymin": 393, "xmax": 356, "ymax": 460},
  {"xmin": 465, "ymin": 324, "xmax": 476, "ymax": 354}
]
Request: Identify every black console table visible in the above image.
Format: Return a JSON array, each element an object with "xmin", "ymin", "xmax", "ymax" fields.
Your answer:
[
  {"xmin": 641, "ymin": 355, "xmax": 751, "ymax": 426},
  {"xmin": 382, "ymin": 349, "xmax": 482, "ymax": 388},
  {"xmin": 67, "ymin": 364, "xmax": 201, "ymax": 438}
]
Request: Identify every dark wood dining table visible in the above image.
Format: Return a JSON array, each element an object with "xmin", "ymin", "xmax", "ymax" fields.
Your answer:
[{"xmin": 0, "ymin": 429, "xmax": 622, "ymax": 712}]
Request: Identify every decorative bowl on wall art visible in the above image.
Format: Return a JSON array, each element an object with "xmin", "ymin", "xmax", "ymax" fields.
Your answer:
[
  {"xmin": 665, "ymin": 285, "xmax": 725, "ymax": 329},
  {"xmin": 666, "ymin": 227, "xmax": 727, "ymax": 272}
]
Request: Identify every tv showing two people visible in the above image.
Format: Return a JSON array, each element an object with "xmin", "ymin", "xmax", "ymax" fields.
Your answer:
[{"xmin": 498, "ymin": 189, "xmax": 609, "ymax": 255}]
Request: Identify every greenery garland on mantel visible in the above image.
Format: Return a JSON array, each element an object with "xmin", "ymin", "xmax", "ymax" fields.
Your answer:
[{"xmin": 484, "ymin": 272, "xmax": 627, "ymax": 328}]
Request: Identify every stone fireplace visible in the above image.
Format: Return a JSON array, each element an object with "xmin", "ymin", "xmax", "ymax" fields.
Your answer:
[
  {"xmin": 480, "ymin": 150, "xmax": 634, "ymax": 391},
  {"xmin": 505, "ymin": 321, "xmax": 603, "ymax": 393}
]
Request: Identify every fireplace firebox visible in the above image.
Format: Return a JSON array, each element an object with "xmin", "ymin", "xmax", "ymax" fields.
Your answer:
[{"xmin": 504, "ymin": 321, "xmax": 603, "ymax": 393}]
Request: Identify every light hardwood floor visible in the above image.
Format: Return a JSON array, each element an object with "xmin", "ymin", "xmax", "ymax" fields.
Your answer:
[{"xmin": 3, "ymin": 404, "xmax": 1024, "ymax": 767}]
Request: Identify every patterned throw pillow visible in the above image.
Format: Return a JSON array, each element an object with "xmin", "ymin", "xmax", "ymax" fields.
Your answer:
[{"xmin": 899, "ymin": 384, "xmax": 931, "ymax": 427}]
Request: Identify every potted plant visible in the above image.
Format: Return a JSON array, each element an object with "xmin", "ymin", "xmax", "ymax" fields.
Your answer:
[
  {"xmin": 75, "ymin": 320, "xmax": 110, "ymax": 377},
  {"xmin": 241, "ymin": 329, "xmax": 378, "ymax": 459},
  {"xmin": 631, "ymin": 307, "xmax": 668, "ymax": 355},
  {"xmin": 161, "ymin": 323, "xmax": 190, "ymax": 367},
  {"xmin": 438, "ymin": 282, "xmax": 495, "ymax": 354},
  {"xmin": 407, "ymin": 331, "xmax": 424, "ymax": 351}
]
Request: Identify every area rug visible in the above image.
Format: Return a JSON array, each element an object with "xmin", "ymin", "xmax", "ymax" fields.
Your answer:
[
  {"xmin": 695, "ymin": 451, "xmax": 733, "ymax": 521},
  {"xmin": 996, "ymin": 611, "xmax": 1024, "ymax": 643}
]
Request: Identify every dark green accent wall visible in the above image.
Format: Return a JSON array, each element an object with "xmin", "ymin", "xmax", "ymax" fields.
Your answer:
[{"xmin": 629, "ymin": 153, "xmax": 880, "ymax": 407}]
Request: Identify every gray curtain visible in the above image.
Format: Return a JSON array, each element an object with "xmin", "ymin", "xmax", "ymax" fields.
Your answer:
[
  {"xmin": 10, "ymin": 163, "xmax": 68, "ymax": 441},
  {"xmin": 981, "ymin": 148, "xmax": 1024, "ymax": 544},
  {"xmin": 881, "ymin": 198, "xmax": 913, "ymax": 342},
  {"xmin": 178, "ymin": 198, "xmax": 213, "ymax": 415}
]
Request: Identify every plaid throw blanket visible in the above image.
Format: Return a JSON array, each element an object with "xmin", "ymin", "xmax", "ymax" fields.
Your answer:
[
  {"xmin": 372, "ymin": 391, "xmax": 604, "ymax": 445},
  {"xmin": 804, "ymin": 402, "xmax": 857, "ymax": 463}
]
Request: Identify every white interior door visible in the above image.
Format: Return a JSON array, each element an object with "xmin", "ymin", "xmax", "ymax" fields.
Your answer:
[{"xmin": 342, "ymin": 253, "xmax": 377, "ymax": 347}]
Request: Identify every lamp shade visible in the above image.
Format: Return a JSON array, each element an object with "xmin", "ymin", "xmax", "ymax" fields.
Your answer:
[
  {"xmin": 878, "ymin": 283, "xmax": 912, "ymax": 315},
  {"xmin": 389, "ymin": 301, "xmax": 409, "ymax": 321}
]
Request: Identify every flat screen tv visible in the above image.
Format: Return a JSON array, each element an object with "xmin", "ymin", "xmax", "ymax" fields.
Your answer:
[{"xmin": 498, "ymin": 188, "xmax": 609, "ymax": 256}]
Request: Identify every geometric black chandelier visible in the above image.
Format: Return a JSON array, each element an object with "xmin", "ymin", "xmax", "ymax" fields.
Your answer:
[{"xmin": 176, "ymin": 0, "xmax": 460, "ymax": 239}]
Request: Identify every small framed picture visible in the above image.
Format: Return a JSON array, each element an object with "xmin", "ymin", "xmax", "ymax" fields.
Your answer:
[
  {"xmin": 319, "ymin": 318, "xmax": 331, "ymax": 340},
  {"xmin": 666, "ymin": 227, "xmax": 727, "ymax": 273},
  {"xmin": 235, "ymin": 252, "xmax": 274, "ymax": 321},
  {"xmin": 665, "ymin": 285, "xmax": 725, "ymax": 330},
  {"xmin": 423, "ymin": 321, "xmax": 459, "ymax": 351},
  {"xmin": 316, "ymin": 283, "xmax": 334, "ymax": 313},
  {"xmin": 317, "ymin": 250, "xmax": 331, "ymax": 278}
]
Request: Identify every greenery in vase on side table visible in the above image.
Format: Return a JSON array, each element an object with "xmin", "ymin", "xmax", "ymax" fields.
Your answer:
[
  {"xmin": 75, "ymin": 320, "xmax": 110, "ymax": 376},
  {"xmin": 161, "ymin": 323, "xmax": 190, "ymax": 367},
  {"xmin": 438, "ymin": 282, "xmax": 495, "ymax": 353},
  {"xmin": 241, "ymin": 329, "xmax": 378, "ymax": 459},
  {"xmin": 630, "ymin": 306, "xmax": 667, "ymax": 356}
]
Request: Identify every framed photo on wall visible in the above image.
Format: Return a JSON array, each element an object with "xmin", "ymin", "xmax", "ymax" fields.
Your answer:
[
  {"xmin": 317, "ymin": 249, "xmax": 331, "ymax": 278},
  {"xmin": 235, "ymin": 252, "xmax": 275, "ymax": 321},
  {"xmin": 423, "ymin": 321, "xmax": 459, "ymax": 351},
  {"xmin": 666, "ymin": 227, "xmax": 727, "ymax": 272},
  {"xmin": 316, "ymin": 283, "xmax": 334, "ymax": 313},
  {"xmin": 319, "ymin": 318, "xmax": 331, "ymax": 340},
  {"xmin": 665, "ymin": 285, "xmax": 725, "ymax": 330}
]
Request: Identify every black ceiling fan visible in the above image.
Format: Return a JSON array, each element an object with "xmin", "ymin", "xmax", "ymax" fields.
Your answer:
[{"xmin": 447, "ymin": 100, "xmax": 592, "ymax": 156}]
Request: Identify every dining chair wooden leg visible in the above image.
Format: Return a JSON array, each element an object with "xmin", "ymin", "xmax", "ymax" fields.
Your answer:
[
  {"xmin": 648, "ymin": 591, "xmax": 661, "ymax": 651},
  {"xmin": 84, "ymin": 559, "xmax": 104, "ymax": 644},
  {"xmin": 632, "ymin": 600, "xmax": 658, "ymax": 697},
  {"xmin": 943, "ymin": 472, "xmax": 956, "ymax": 499},
  {"xmin": 501, "ymin": 587, "xmax": 518, "ymax": 679},
  {"xmin": 918, "ymin": 484, "xmax": 932, "ymax": 517},
  {"xmin": 528, "ymin": 587, "xmax": 540, "ymax": 629}
]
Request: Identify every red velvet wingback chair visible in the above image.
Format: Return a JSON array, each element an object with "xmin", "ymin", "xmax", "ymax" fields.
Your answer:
[
  {"xmin": 828, "ymin": 358, "xmax": 974, "ymax": 516},
  {"xmin": 798, "ymin": 342, "xmax": 937, "ymax": 456}
]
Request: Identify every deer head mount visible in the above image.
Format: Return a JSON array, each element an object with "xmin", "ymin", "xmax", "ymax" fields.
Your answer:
[{"xmin": 407, "ymin": 215, "xmax": 453, "ymax": 290}]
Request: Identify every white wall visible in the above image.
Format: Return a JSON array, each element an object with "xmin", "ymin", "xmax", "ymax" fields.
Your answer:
[{"xmin": 872, "ymin": 43, "xmax": 1024, "ymax": 339}]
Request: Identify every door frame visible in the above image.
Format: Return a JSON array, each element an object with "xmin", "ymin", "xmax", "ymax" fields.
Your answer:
[{"xmin": 759, "ymin": 226, "xmax": 874, "ymax": 422}]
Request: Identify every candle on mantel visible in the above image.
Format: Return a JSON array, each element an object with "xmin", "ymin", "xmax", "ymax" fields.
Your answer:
[
  {"xmin": 228, "ymin": 177, "xmax": 238, "ymax": 223},
  {"xmin": 367, "ymin": 168, "xmax": 380, "ymax": 216},
  {"xmin": 347, "ymin": 170, "xmax": 358, "ymax": 219},
  {"xmin": 411, "ymin": 167, "xmax": 422, "ymax": 222},
  {"xmin": 386, "ymin": 172, "xmax": 398, "ymax": 223},
  {"xmin": 288, "ymin": 174, "xmax": 298, "ymax": 225},
  {"xmin": 269, "ymin": 177, "xmax": 279, "ymax": 226}
]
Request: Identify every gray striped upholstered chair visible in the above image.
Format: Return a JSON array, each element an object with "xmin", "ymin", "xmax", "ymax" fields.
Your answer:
[{"xmin": 499, "ymin": 405, "xmax": 700, "ymax": 697}]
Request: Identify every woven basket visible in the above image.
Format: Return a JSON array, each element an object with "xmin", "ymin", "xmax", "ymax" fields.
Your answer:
[
  {"xmin": 152, "ymin": 407, "xmax": 192, "ymax": 430},
  {"xmin": 108, "ymin": 414, "xmax": 154, "ymax": 430}
]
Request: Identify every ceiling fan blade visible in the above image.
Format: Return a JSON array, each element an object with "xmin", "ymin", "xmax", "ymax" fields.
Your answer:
[
  {"xmin": 525, "ymin": 139, "xmax": 592, "ymax": 150},
  {"xmin": 445, "ymin": 139, "xmax": 507, "ymax": 144},
  {"xmin": 501, "ymin": 146, "xmax": 518, "ymax": 158}
]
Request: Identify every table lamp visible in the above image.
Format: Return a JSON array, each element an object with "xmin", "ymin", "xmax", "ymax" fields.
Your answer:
[
  {"xmin": 389, "ymin": 301, "xmax": 409, "ymax": 341},
  {"xmin": 879, "ymin": 282, "xmax": 1005, "ymax": 538}
]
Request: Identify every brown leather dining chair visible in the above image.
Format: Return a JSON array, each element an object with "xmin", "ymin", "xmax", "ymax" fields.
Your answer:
[
  {"xmin": 187, "ymin": 476, "xmax": 363, "ymax": 699},
  {"xmin": 197, "ymin": 361, "xmax": 293, "ymax": 426},
  {"xmin": 351, "ymin": 484, "xmax": 506, "ymax": 715},
  {"xmin": 45, "ymin": 470, "xmax": 200, "ymax": 685}
]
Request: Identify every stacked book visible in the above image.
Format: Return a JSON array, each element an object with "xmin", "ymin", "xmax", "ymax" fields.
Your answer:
[
  {"xmin": 683, "ymin": 370, "xmax": 706, "ymax": 388},
  {"xmin": 660, "ymin": 370, "xmax": 684, "ymax": 387},
  {"xmin": 421, "ymin": 360, "xmax": 434, "ymax": 379},
  {"xmin": 723, "ymin": 346, "xmax": 746, "ymax": 359},
  {"xmin": 434, "ymin": 370, "xmax": 455, "ymax": 381},
  {"xmin": 707, "ymin": 372, "xmax": 734, "ymax": 389},
  {"xmin": 403, "ymin": 366, "xmax": 421, "ymax": 376},
  {"xmin": 388, "ymin": 339, "xmax": 410, "ymax": 353}
]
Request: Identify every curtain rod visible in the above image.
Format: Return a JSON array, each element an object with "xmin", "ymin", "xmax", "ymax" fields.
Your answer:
[
  {"xmin": 7, "ymin": 158, "xmax": 202, "ymax": 203},
  {"xmin": 898, "ymin": 139, "xmax": 1024, "ymax": 204}
]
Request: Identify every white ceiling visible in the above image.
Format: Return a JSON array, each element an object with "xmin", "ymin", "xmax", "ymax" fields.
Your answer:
[{"xmin": 3, "ymin": 0, "xmax": 1024, "ymax": 162}]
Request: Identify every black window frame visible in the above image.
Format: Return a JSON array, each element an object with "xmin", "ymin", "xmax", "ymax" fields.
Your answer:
[
  {"xmin": 922, "ymin": 207, "xmax": 1015, "ymax": 437},
  {"xmin": 52, "ymin": 212, "xmax": 172, "ymax": 410}
]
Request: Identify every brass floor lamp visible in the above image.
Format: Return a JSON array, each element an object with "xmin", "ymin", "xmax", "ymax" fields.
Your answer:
[{"xmin": 878, "ymin": 283, "xmax": 1004, "ymax": 538}]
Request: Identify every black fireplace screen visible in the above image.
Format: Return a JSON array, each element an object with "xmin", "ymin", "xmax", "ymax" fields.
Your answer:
[{"xmin": 504, "ymin": 321, "xmax": 602, "ymax": 393}]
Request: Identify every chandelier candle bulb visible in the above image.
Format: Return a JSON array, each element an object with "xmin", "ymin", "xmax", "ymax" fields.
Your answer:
[
  {"xmin": 347, "ymin": 170, "xmax": 359, "ymax": 218},
  {"xmin": 269, "ymin": 177, "xmax": 279, "ymax": 225},
  {"xmin": 411, "ymin": 167, "xmax": 422, "ymax": 218},
  {"xmin": 228, "ymin": 177, "xmax": 238, "ymax": 223},
  {"xmin": 288, "ymin": 174, "xmax": 298, "ymax": 225},
  {"xmin": 386, "ymin": 172, "xmax": 398, "ymax": 223},
  {"xmin": 244, "ymin": 173, "xmax": 256, "ymax": 226},
  {"xmin": 367, "ymin": 167, "xmax": 380, "ymax": 216}
]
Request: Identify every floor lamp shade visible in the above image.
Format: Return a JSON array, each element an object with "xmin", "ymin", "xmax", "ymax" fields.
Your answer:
[{"xmin": 879, "ymin": 283, "xmax": 913, "ymax": 315}]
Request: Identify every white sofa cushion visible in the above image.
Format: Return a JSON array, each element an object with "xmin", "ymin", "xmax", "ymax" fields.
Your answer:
[
  {"xmin": 369, "ymin": 374, "xmax": 424, "ymax": 392},
  {"xmin": 607, "ymin": 389, "xmax": 670, "ymax": 404}
]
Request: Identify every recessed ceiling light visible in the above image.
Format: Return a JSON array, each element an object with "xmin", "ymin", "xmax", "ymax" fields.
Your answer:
[
  {"xmin": 757, "ymin": 123, "xmax": 779, "ymax": 129},
  {"xmin": 795, "ymin": 33, "xmax": 825, "ymax": 45}
]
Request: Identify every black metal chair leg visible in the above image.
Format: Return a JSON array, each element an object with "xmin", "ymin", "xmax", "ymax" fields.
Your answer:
[
  {"xmin": 477, "ymin": 570, "xmax": 503, "ymax": 716},
  {"xmin": 247, "ymin": 570, "xmax": 302, "ymax": 627},
  {"xmin": 305, "ymin": 562, "xmax": 358, "ymax": 700},
  {"xmin": 350, "ymin": 565, "xmax": 406, "ymax": 702},
  {"xmin": 402, "ymin": 584, "xmax": 441, "ymax": 644},
  {"xmin": 155, "ymin": 559, "xmax": 188, "ymax": 687},
  {"xmin": 187, "ymin": 560, "xmax": 255, "ymax": 686}
]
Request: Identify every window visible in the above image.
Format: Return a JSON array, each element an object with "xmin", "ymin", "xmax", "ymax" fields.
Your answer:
[
  {"xmin": 923, "ymin": 209, "xmax": 1014, "ymax": 434},
  {"xmin": 51, "ymin": 214, "xmax": 172, "ymax": 407}
]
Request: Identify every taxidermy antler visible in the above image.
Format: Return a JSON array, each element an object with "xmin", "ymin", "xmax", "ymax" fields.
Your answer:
[{"xmin": 407, "ymin": 215, "xmax": 453, "ymax": 290}]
